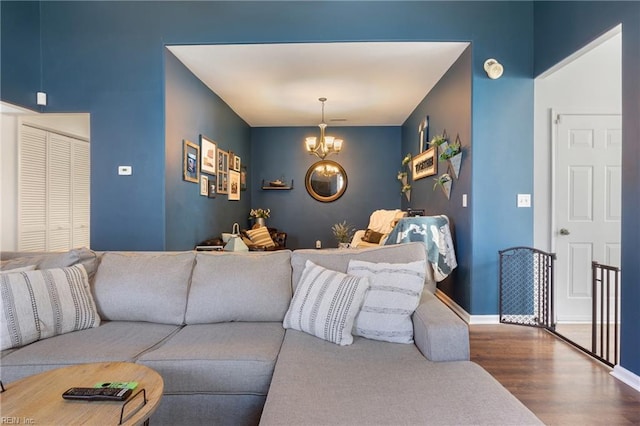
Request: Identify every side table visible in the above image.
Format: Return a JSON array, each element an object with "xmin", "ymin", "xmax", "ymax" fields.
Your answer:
[{"xmin": 0, "ymin": 362, "xmax": 163, "ymax": 425}]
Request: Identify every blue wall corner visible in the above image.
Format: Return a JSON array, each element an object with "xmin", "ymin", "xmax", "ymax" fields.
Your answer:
[
  {"xmin": 401, "ymin": 45, "xmax": 473, "ymax": 311},
  {"xmin": 165, "ymin": 50, "xmax": 251, "ymax": 250},
  {"xmin": 251, "ymin": 126, "xmax": 401, "ymax": 249}
]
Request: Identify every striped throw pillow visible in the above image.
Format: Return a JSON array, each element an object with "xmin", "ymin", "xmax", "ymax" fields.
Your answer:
[
  {"xmin": 246, "ymin": 226, "xmax": 276, "ymax": 248},
  {"xmin": 347, "ymin": 259, "xmax": 426, "ymax": 344},
  {"xmin": 283, "ymin": 260, "xmax": 370, "ymax": 346},
  {"xmin": 0, "ymin": 264, "xmax": 100, "ymax": 350}
]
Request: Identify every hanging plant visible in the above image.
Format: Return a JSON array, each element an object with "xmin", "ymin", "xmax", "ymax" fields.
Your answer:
[
  {"xmin": 429, "ymin": 134, "xmax": 448, "ymax": 147},
  {"xmin": 433, "ymin": 173, "xmax": 452, "ymax": 199},
  {"xmin": 439, "ymin": 140, "xmax": 461, "ymax": 161}
]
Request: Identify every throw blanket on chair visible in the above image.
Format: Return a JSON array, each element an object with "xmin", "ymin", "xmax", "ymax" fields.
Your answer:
[{"xmin": 385, "ymin": 215, "xmax": 457, "ymax": 282}]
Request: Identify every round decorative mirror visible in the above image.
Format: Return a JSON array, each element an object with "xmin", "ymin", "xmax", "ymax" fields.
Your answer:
[{"xmin": 305, "ymin": 160, "xmax": 348, "ymax": 202}]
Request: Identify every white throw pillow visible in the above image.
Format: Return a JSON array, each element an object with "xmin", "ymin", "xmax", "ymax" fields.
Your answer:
[
  {"xmin": 0, "ymin": 264, "xmax": 100, "ymax": 350},
  {"xmin": 347, "ymin": 259, "xmax": 426, "ymax": 344},
  {"xmin": 283, "ymin": 260, "xmax": 370, "ymax": 346}
]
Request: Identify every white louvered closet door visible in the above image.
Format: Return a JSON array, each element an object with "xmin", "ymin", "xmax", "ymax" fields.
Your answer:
[
  {"xmin": 48, "ymin": 133, "xmax": 72, "ymax": 250},
  {"xmin": 18, "ymin": 124, "xmax": 90, "ymax": 251},
  {"xmin": 71, "ymin": 140, "xmax": 90, "ymax": 247},
  {"xmin": 18, "ymin": 126, "xmax": 48, "ymax": 251}
]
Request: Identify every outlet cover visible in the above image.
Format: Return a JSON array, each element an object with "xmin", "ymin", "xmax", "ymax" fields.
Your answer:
[
  {"xmin": 118, "ymin": 166, "xmax": 132, "ymax": 176},
  {"xmin": 517, "ymin": 193, "xmax": 531, "ymax": 208}
]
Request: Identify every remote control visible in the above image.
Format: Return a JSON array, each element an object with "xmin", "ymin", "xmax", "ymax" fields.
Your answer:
[{"xmin": 62, "ymin": 387, "xmax": 132, "ymax": 401}]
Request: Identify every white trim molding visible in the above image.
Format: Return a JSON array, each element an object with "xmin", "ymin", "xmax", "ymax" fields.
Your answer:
[
  {"xmin": 435, "ymin": 289, "xmax": 499, "ymax": 325},
  {"xmin": 611, "ymin": 365, "xmax": 640, "ymax": 393}
]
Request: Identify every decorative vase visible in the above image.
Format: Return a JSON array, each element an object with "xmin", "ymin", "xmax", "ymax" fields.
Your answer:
[
  {"xmin": 441, "ymin": 179, "xmax": 452, "ymax": 200},
  {"xmin": 256, "ymin": 218, "xmax": 266, "ymax": 227},
  {"xmin": 404, "ymin": 189, "xmax": 411, "ymax": 202},
  {"xmin": 448, "ymin": 153, "xmax": 462, "ymax": 179},
  {"xmin": 338, "ymin": 242, "xmax": 350, "ymax": 249},
  {"xmin": 438, "ymin": 141, "xmax": 449, "ymax": 158}
]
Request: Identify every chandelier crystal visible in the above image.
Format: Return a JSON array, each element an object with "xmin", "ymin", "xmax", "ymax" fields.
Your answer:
[{"xmin": 305, "ymin": 97, "xmax": 343, "ymax": 160}]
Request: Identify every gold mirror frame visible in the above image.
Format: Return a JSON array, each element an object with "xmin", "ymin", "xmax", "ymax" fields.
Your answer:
[{"xmin": 305, "ymin": 160, "xmax": 348, "ymax": 203}]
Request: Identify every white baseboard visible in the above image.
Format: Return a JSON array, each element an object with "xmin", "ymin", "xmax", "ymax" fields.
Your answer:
[
  {"xmin": 611, "ymin": 365, "xmax": 640, "ymax": 393},
  {"xmin": 434, "ymin": 289, "xmax": 499, "ymax": 325}
]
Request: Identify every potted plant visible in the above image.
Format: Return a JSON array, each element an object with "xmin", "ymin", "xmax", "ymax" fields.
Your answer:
[
  {"xmin": 433, "ymin": 173, "xmax": 452, "ymax": 199},
  {"xmin": 249, "ymin": 208, "xmax": 271, "ymax": 227},
  {"xmin": 331, "ymin": 221, "xmax": 355, "ymax": 248}
]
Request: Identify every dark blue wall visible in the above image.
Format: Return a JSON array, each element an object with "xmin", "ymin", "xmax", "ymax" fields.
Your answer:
[
  {"xmin": 402, "ymin": 46, "xmax": 472, "ymax": 310},
  {"xmin": 251, "ymin": 126, "xmax": 401, "ymax": 249},
  {"xmin": 533, "ymin": 0, "xmax": 640, "ymax": 381},
  {"xmin": 1, "ymin": 2, "xmax": 41, "ymax": 109},
  {"xmin": 165, "ymin": 51, "xmax": 251, "ymax": 250},
  {"xmin": 1, "ymin": 1, "xmax": 534, "ymax": 317}
]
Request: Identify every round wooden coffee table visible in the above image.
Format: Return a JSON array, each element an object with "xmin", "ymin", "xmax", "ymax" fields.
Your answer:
[{"xmin": 0, "ymin": 362, "xmax": 163, "ymax": 425}]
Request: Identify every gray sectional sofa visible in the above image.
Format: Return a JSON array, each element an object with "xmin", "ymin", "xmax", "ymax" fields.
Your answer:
[{"xmin": 0, "ymin": 244, "xmax": 541, "ymax": 425}]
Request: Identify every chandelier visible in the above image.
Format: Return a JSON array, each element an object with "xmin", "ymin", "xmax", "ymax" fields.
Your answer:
[{"xmin": 304, "ymin": 97, "xmax": 343, "ymax": 160}]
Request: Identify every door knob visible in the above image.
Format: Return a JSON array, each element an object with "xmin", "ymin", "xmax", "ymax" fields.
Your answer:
[{"xmin": 559, "ymin": 228, "xmax": 570, "ymax": 236}]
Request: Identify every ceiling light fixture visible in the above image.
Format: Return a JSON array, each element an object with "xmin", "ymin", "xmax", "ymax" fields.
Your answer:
[
  {"xmin": 484, "ymin": 59, "xmax": 504, "ymax": 79},
  {"xmin": 305, "ymin": 98, "xmax": 343, "ymax": 160}
]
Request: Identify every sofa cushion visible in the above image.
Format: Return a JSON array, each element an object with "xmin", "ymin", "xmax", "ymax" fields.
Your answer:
[
  {"xmin": 0, "ymin": 247, "xmax": 98, "ymax": 280},
  {"xmin": 283, "ymin": 260, "xmax": 369, "ymax": 346},
  {"xmin": 347, "ymin": 259, "xmax": 426, "ymax": 344},
  {"xmin": 138, "ymin": 322, "xmax": 285, "ymax": 395},
  {"xmin": 0, "ymin": 265, "xmax": 36, "ymax": 273},
  {"xmin": 291, "ymin": 242, "xmax": 432, "ymax": 292},
  {"xmin": 93, "ymin": 252, "xmax": 195, "ymax": 325},
  {"xmin": 186, "ymin": 251, "xmax": 292, "ymax": 324},
  {"xmin": 260, "ymin": 330, "xmax": 542, "ymax": 426},
  {"xmin": 0, "ymin": 321, "xmax": 180, "ymax": 384},
  {"xmin": 0, "ymin": 265, "xmax": 100, "ymax": 350}
]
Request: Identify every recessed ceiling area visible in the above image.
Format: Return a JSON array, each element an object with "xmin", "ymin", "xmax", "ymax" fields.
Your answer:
[{"xmin": 168, "ymin": 42, "xmax": 469, "ymax": 127}]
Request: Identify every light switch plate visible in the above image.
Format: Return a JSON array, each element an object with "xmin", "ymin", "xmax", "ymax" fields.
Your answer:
[{"xmin": 517, "ymin": 193, "xmax": 531, "ymax": 208}]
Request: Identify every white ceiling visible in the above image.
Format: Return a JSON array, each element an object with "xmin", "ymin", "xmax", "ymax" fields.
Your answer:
[{"xmin": 168, "ymin": 42, "xmax": 469, "ymax": 127}]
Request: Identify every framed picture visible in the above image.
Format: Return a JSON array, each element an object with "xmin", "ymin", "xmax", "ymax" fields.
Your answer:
[
  {"xmin": 240, "ymin": 165, "xmax": 247, "ymax": 191},
  {"xmin": 412, "ymin": 146, "xmax": 437, "ymax": 180},
  {"xmin": 228, "ymin": 170, "xmax": 240, "ymax": 201},
  {"xmin": 200, "ymin": 135, "xmax": 216, "ymax": 175},
  {"xmin": 418, "ymin": 115, "xmax": 429, "ymax": 153},
  {"xmin": 200, "ymin": 175, "xmax": 208, "ymax": 196},
  {"xmin": 183, "ymin": 140, "xmax": 200, "ymax": 183},
  {"xmin": 217, "ymin": 149, "xmax": 229, "ymax": 194},
  {"xmin": 233, "ymin": 154, "xmax": 241, "ymax": 172},
  {"xmin": 208, "ymin": 176, "xmax": 216, "ymax": 198}
]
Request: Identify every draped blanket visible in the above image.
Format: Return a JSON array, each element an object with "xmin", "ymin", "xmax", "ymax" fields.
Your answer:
[{"xmin": 385, "ymin": 215, "xmax": 457, "ymax": 282}]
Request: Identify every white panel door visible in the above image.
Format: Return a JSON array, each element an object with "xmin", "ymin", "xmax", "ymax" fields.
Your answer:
[{"xmin": 554, "ymin": 114, "xmax": 621, "ymax": 321}]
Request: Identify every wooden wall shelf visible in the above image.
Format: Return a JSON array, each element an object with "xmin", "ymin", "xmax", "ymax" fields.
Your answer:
[{"xmin": 261, "ymin": 179, "xmax": 294, "ymax": 190}]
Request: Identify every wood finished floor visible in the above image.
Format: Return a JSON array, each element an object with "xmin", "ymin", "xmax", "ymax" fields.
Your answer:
[{"xmin": 470, "ymin": 324, "xmax": 640, "ymax": 425}]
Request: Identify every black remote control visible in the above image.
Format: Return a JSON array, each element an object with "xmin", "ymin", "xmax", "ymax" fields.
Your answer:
[{"xmin": 62, "ymin": 387, "xmax": 132, "ymax": 401}]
